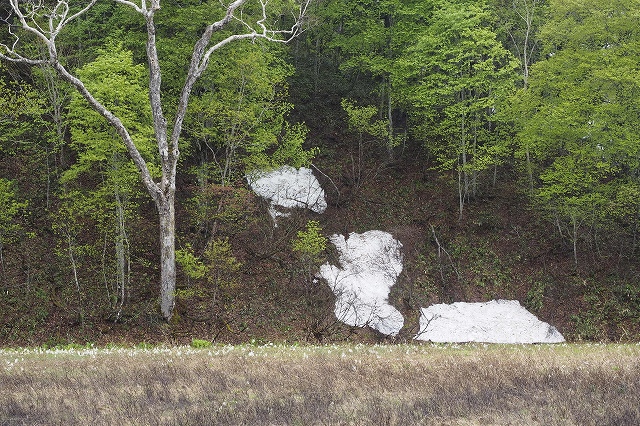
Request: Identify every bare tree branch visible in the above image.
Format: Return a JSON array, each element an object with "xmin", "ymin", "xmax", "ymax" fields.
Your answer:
[
  {"xmin": 114, "ymin": 0, "xmax": 144, "ymax": 14},
  {"xmin": 169, "ymin": 0, "xmax": 311, "ymax": 170},
  {"xmin": 53, "ymin": 59, "xmax": 162, "ymax": 202}
]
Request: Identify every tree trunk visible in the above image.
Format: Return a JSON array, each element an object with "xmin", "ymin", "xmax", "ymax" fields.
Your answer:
[
  {"xmin": 386, "ymin": 79, "xmax": 394, "ymax": 161},
  {"xmin": 114, "ymin": 189, "xmax": 130, "ymax": 321},
  {"xmin": 158, "ymin": 195, "xmax": 176, "ymax": 320},
  {"xmin": 526, "ymin": 147, "xmax": 534, "ymax": 194},
  {"xmin": 572, "ymin": 214, "xmax": 578, "ymax": 268}
]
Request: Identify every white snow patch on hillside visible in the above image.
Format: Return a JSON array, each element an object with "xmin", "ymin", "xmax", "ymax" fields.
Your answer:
[
  {"xmin": 247, "ymin": 166, "xmax": 326, "ymax": 224},
  {"xmin": 318, "ymin": 231, "xmax": 404, "ymax": 336},
  {"xmin": 415, "ymin": 299, "xmax": 565, "ymax": 343}
]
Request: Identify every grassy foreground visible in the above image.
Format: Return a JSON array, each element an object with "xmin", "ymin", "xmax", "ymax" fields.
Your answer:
[{"xmin": 1, "ymin": 343, "xmax": 639, "ymax": 425}]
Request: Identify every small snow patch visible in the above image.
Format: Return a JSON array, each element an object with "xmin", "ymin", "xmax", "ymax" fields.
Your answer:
[
  {"xmin": 415, "ymin": 300, "xmax": 565, "ymax": 343},
  {"xmin": 247, "ymin": 166, "xmax": 326, "ymax": 224},
  {"xmin": 318, "ymin": 231, "xmax": 404, "ymax": 336}
]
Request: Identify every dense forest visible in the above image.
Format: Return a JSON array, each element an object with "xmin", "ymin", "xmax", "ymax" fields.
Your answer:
[{"xmin": 1, "ymin": 0, "xmax": 640, "ymax": 345}]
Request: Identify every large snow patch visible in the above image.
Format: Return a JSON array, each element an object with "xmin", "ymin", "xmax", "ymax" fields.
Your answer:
[
  {"xmin": 318, "ymin": 231, "xmax": 404, "ymax": 336},
  {"xmin": 415, "ymin": 299, "xmax": 565, "ymax": 343},
  {"xmin": 247, "ymin": 166, "xmax": 327, "ymax": 224}
]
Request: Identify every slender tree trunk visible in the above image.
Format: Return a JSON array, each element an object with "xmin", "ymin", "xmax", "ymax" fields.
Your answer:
[
  {"xmin": 64, "ymin": 228, "xmax": 84, "ymax": 324},
  {"xmin": 114, "ymin": 189, "xmax": 130, "ymax": 320},
  {"xmin": 526, "ymin": 147, "xmax": 533, "ymax": 194},
  {"xmin": 314, "ymin": 37, "xmax": 320, "ymax": 94},
  {"xmin": 158, "ymin": 195, "xmax": 176, "ymax": 320},
  {"xmin": 493, "ymin": 164, "xmax": 498, "ymax": 188},
  {"xmin": 472, "ymin": 123, "xmax": 478, "ymax": 198},
  {"xmin": 459, "ymin": 108, "xmax": 468, "ymax": 219},
  {"xmin": 458, "ymin": 168, "xmax": 464, "ymax": 220},
  {"xmin": 386, "ymin": 79, "xmax": 394, "ymax": 161},
  {"xmin": 572, "ymin": 215, "xmax": 578, "ymax": 268}
]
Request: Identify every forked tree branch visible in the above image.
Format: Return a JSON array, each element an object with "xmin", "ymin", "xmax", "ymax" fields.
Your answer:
[
  {"xmin": 1, "ymin": 0, "xmax": 161, "ymax": 202},
  {"xmin": 1, "ymin": 0, "xmax": 311, "ymax": 206},
  {"xmin": 170, "ymin": 0, "xmax": 311, "ymax": 167}
]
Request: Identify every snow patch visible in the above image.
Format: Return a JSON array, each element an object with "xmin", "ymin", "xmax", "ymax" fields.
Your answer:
[
  {"xmin": 318, "ymin": 231, "xmax": 404, "ymax": 336},
  {"xmin": 415, "ymin": 300, "xmax": 565, "ymax": 343},
  {"xmin": 247, "ymin": 166, "xmax": 326, "ymax": 224}
]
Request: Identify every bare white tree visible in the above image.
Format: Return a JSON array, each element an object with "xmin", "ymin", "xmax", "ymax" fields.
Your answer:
[
  {"xmin": 0, "ymin": 0, "xmax": 311, "ymax": 320},
  {"xmin": 505, "ymin": 0, "xmax": 544, "ymax": 193},
  {"xmin": 509, "ymin": 0, "xmax": 542, "ymax": 89}
]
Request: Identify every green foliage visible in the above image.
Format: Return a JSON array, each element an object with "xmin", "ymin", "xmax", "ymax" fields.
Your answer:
[
  {"xmin": 5, "ymin": 0, "xmax": 640, "ymax": 343},
  {"xmin": 203, "ymin": 238, "xmax": 243, "ymax": 288},
  {"xmin": 41, "ymin": 342, "xmax": 96, "ymax": 351},
  {"xmin": 292, "ymin": 220, "xmax": 327, "ymax": 262},
  {"xmin": 570, "ymin": 275, "xmax": 640, "ymax": 341},
  {"xmin": 490, "ymin": 0, "xmax": 549, "ymax": 87},
  {"xmin": 176, "ymin": 244, "xmax": 207, "ymax": 281},
  {"xmin": 185, "ymin": 41, "xmax": 315, "ymax": 184},
  {"xmin": 342, "ymin": 100, "xmax": 380, "ymax": 136},
  {"xmin": 51, "ymin": 42, "xmax": 159, "ymax": 316},
  {"xmin": 341, "ymin": 99, "xmax": 398, "ymax": 150},
  {"xmin": 0, "ymin": 64, "xmax": 51, "ymax": 217},
  {"xmin": 190, "ymin": 338, "xmax": 213, "ymax": 348},
  {"xmin": 524, "ymin": 279, "xmax": 548, "ymax": 313},
  {"xmin": 186, "ymin": 186, "xmax": 258, "ymax": 243},
  {"xmin": 176, "ymin": 238, "xmax": 242, "ymax": 310},
  {"xmin": 571, "ymin": 312, "xmax": 602, "ymax": 341},
  {"xmin": 399, "ymin": 0, "xmax": 519, "ymax": 178},
  {"xmin": 0, "ymin": 65, "xmax": 46, "ymax": 148},
  {"xmin": 292, "ymin": 220, "xmax": 327, "ymax": 284},
  {"xmin": 0, "ymin": 176, "xmax": 29, "ymax": 282},
  {"xmin": 63, "ymin": 40, "xmax": 156, "ymax": 198},
  {"xmin": 449, "ymin": 236, "xmax": 514, "ymax": 299},
  {"xmin": 135, "ymin": 342, "xmax": 155, "ymax": 350},
  {"xmin": 406, "ymin": 250, "xmax": 444, "ymax": 308},
  {"xmin": 64, "ymin": 42, "xmax": 157, "ymax": 183},
  {"xmin": 152, "ymin": 0, "xmax": 302, "ymax": 96},
  {"xmin": 244, "ymin": 122, "xmax": 317, "ymax": 173},
  {"xmin": 0, "ymin": 178, "xmax": 28, "ymax": 249},
  {"xmin": 512, "ymin": 0, "xmax": 640, "ymax": 261},
  {"xmin": 300, "ymin": 0, "xmax": 424, "ymax": 161}
]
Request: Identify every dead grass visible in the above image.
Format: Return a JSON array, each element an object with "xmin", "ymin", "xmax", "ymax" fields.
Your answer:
[{"xmin": 1, "ymin": 343, "xmax": 639, "ymax": 425}]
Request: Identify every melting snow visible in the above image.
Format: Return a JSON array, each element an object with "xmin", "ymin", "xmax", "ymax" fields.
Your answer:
[
  {"xmin": 247, "ymin": 166, "xmax": 565, "ymax": 343},
  {"xmin": 247, "ymin": 166, "xmax": 326, "ymax": 224},
  {"xmin": 318, "ymin": 231, "xmax": 404, "ymax": 336},
  {"xmin": 415, "ymin": 300, "xmax": 565, "ymax": 343}
]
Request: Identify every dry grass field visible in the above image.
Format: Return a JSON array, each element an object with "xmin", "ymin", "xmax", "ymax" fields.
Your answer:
[{"xmin": 1, "ymin": 343, "xmax": 639, "ymax": 425}]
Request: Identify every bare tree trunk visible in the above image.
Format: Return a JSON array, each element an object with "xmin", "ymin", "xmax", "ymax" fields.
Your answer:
[
  {"xmin": 158, "ymin": 195, "xmax": 176, "ymax": 320},
  {"xmin": 471, "ymin": 122, "xmax": 478, "ymax": 198},
  {"xmin": 64, "ymin": 228, "xmax": 84, "ymax": 324},
  {"xmin": 37, "ymin": 62, "xmax": 68, "ymax": 209},
  {"xmin": 114, "ymin": 189, "xmax": 130, "ymax": 321},
  {"xmin": 458, "ymin": 168, "xmax": 464, "ymax": 220},
  {"xmin": 526, "ymin": 147, "xmax": 534, "ymax": 194},
  {"xmin": 572, "ymin": 215, "xmax": 578, "ymax": 268},
  {"xmin": 388, "ymin": 94, "xmax": 394, "ymax": 158},
  {"xmin": 458, "ymin": 108, "xmax": 468, "ymax": 219},
  {"xmin": 314, "ymin": 37, "xmax": 320, "ymax": 94}
]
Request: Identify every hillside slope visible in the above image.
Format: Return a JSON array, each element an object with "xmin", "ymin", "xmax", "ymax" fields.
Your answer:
[{"xmin": 5, "ymin": 133, "xmax": 640, "ymax": 346}]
